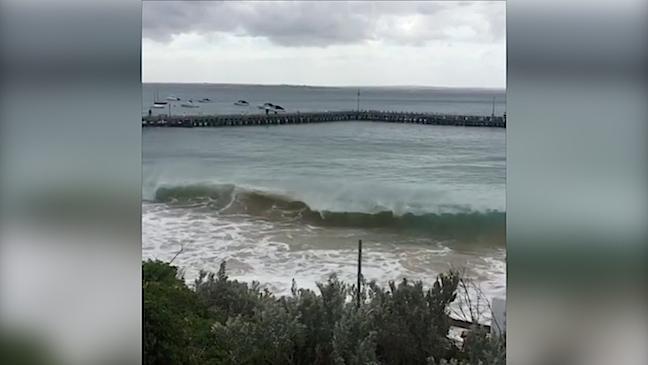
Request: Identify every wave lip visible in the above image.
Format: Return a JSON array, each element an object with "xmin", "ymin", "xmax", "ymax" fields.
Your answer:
[
  {"xmin": 152, "ymin": 183, "xmax": 505, "ymax": 239},
  {"xmin": 154, "ymin": 184, "xmax": 237, "ymax": 209}
]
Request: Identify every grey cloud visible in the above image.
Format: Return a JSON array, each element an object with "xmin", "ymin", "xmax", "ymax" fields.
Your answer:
[{"xmin": 143, "ymin": 1, "xmax": 504, "ymax": 47}]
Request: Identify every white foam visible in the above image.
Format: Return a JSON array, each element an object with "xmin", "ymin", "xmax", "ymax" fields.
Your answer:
[{"xmin": 143, "ymin": 203, "xmax": 506, "ymax": 298}]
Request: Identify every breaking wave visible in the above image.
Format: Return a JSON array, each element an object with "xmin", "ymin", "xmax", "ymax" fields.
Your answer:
[{"xmin": 151, "ymin": 184, "xmax": 505, "ymax": 240}]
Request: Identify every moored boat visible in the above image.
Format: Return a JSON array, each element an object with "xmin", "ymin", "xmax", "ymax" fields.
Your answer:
[
  {"xmin": 181, "ymin": 100, "xmax": 200, "ymax": 108},
  {"xmin": 153, "ymin": 90, "xmax": 168, "ymax": 107}
]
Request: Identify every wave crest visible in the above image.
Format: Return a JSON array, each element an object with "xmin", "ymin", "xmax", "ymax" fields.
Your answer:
[{"xmin": 153, "ymin": 184, "xmax": 505, "ymax": 239}]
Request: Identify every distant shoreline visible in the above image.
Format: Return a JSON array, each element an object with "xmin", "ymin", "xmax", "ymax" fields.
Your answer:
[{"xmin": 142, "ymin": 81, "xmax": 506, "ymax": 92}]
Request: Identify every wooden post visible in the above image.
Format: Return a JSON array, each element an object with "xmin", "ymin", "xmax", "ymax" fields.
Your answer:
[{"xmin": 357, "ymin": 239, "xmax": 362, "ymax": 309}]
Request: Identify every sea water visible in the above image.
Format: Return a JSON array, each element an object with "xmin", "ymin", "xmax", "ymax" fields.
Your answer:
[{"xmin": 142, "ymin": 84, "xmax": 506, "ymax": 300}]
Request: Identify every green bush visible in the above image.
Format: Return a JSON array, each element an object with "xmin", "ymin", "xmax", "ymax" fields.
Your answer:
[
  {"xmin": 143, "ymin": 260, "xmax": 505, "ymax": 365},
  {"xmin": 143, "ymin": 260, "xmax": 221, "ymax": 364},
  {"xmin": 365, "ymin": 274, "xmax": 460, "ymax": 364},
  {"xmin": 456, "ymin": 326, "xmax": 506, "ymax": 365}
]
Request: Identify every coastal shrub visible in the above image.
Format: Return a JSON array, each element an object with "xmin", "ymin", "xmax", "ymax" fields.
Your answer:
[
  {"xmin": 143, "ymin": 260, "xmax": 220, "ymax": 365},
  {"xmin": 365, "ymin": 274, "xmax": 460, "ymax": 365},
  {"xmin": 210, "ymin": 301, "xmax": 304, "ymax": 365},
  {"xmin": 194, "ymin": 261, "xmax": 272, "ymax": 322},
  {"xmin": 331, "ymin": 304, "xmax": 378, "ymax": 365},
  {"xmin": 457, "ymin": 326, "xmax": 506, "ymax": 365},
  {"xmin": 142, "ymin": 259, "xmax": 505, "ymax": 365}
]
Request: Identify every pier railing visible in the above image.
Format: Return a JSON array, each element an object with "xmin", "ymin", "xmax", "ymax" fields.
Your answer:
[{"xmin": 142, "ymin": 110, "xmax": 506, "ymax": 128}]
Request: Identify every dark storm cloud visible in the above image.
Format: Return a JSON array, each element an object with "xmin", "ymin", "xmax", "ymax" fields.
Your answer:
[{"xmin": 143, "ymin": 1, "xmax": 504, "ymax": 47}]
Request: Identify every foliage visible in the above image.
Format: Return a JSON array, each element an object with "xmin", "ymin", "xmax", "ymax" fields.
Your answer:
[
  {"xmin": 365, "ymin": 274, "xmax": 460, "ymax": 364},
  {"xmin": 143, "ymin": 260, "xmax": 220, "ymax": 364},
  {"xmin": 143, "ymin": 259, "xmax": 505, "ymax": 365},
  {"xmin": 456, "ymin": 326, "xmax": 506, "ymax": 365}
]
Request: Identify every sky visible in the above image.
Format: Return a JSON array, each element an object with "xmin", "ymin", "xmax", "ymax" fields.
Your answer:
[{"xmin": 142, "ymin": 1, "xmax": 506, "ymax": 88}]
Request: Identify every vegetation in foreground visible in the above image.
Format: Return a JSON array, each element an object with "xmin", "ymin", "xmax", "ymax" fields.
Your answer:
[{"xmin": 143, "ymin": 260, "xmax": 505, "ymax": 365}]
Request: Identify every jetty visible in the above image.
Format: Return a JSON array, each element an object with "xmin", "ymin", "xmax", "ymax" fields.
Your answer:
[{"xmin": 142, "ymin": 110, "xmax": 506, "ymax": 128}]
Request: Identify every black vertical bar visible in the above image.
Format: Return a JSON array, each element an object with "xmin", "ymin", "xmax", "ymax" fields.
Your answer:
[
  {"xmin": 357, "ymin": 89, "xmax": 360, "ymax": 114},
  {"xmin": 357, "ymin": 239, "xmax": 362, "ymax": 308}
]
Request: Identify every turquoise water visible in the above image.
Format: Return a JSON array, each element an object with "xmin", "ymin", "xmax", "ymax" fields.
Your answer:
[{"xmin": 142, "ymin": 85, "xmax": 506, "ymax": 298}]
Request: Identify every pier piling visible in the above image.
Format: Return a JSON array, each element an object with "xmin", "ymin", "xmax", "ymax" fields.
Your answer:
[{"xmin": 142, "ymin": 110, "xmax": 506, "ymax": 128}]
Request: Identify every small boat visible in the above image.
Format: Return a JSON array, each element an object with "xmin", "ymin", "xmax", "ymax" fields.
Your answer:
[
  {"xmin": 153, "ymin": 90, "xmax": 167, "ymax": 106},
  {"xmin": 234, "ymin": 100, "xmax": 249, "ymax": 106},
  {"xmin": 166, "ymin": 96, "xmax": 181, "ymax": 101},
  {"xmin": 198, "ymin": 98, "xmax": 212, "ymax": 103},
  {"xmin": 181, "ymin": 100, "xmax": 200, "ymax": 108},
  {"xmin": 257, "ymin": 102, "xmax": 276, "ymax": 111}
]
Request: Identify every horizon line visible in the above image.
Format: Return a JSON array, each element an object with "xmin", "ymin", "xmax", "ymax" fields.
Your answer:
[{"xmin": 141, "ymin": 81, "xmax": 506, "ymax": 90}]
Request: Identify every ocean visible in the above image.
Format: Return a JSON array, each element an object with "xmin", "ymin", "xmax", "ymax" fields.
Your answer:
[
  {"xmin": 142, "ymin": 83, "xmax": 506, "ymax": 299},
  {"xmin": 143, "ymin": 83, "xmax": 506, "ymax": 116}
]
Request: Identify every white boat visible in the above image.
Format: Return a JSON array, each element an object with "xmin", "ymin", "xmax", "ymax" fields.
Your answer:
[
  {"xmin": 257, "ymin": 102, "xmax": 276, "ymax": 110},
  {"xmin": 166, "ymin": 96, "xmax": 181, "ymax": 101},
  {"xmin": 181, "ymin": 100, "xmax": 200, "ymax": 108},
  {"xmin": 257, "ymin": 102, "xmax": 284, "ymax": 114},
  {"xmin": 198, "ymin": 98, "xmax": 212, "ymax": 103},
  {"xmin": 234, "ymin": 100, "xmax": 249, "ymax": 106},
  {"xmin": 153, "ymin": 90, "xmax": 167, "ymax": 107}
]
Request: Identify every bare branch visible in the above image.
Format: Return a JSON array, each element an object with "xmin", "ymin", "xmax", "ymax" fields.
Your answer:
[
  {"xmin": 169, "ymin": 243, "xmax": 185, "ymax": 264},
  {"xmin": 452, "ymin": 268, "xmax": 494, "ymax": 328}
]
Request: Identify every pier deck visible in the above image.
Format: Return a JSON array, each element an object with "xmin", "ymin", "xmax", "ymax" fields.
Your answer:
[{"xmin": 142, "ymin": 110, "xmax": 506, "ymax": 128}]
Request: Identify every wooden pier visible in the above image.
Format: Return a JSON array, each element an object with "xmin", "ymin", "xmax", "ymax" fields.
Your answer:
[{"xmin": 142, "ymin": 110, "xmax": 506, "ymax": 128}]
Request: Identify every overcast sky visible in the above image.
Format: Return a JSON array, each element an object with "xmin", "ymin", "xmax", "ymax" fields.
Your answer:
[{"xmin": 142, "ymin": 1, "xmax": 505, "ymax": 88}]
